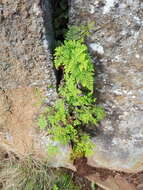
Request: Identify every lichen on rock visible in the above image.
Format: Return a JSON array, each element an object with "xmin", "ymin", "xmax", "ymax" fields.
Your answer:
[{"xmin": 70, "ymin": 0, "xmax": 143, "ymax": 172}]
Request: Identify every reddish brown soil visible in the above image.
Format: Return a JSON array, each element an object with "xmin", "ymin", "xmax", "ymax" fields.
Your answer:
[{"xmin": 73, "ymin": 157, "xmax": 143, "ymax": 190}]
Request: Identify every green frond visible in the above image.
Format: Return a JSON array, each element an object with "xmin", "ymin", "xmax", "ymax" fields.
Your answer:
[{"xmin": 38, "ymin": 24, "xmax": 105, "ymax": 159}]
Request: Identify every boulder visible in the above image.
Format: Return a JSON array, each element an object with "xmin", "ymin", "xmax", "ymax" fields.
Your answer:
[
  {"xmin": 70, "ymin": 0, "xmax": 143, "ymax": 172},
  {"xmin": 0, "ymin": 0, "xmax": 73, "ymax": 168}
]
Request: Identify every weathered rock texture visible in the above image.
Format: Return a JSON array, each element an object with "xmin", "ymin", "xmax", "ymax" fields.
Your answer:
[
  {"xmin": 70, "ymin": 0, "xmax": 143, "ymax": 172},
  {"xmin": 0, "ymin": 0, "xmax": 55, "ymax": 89},
  {"xmin": 0, "ymin": 0, "xmax": 72, "ymax": 167},
  {"xmin": 0, "ymin": 0, "xmax": 76, "ymax": 171}
]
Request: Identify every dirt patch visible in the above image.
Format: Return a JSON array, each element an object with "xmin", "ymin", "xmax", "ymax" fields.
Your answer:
[
  {"xmin": 74, "ymin": 157, "xmax": 143, "ymax": 190},
  {"xmin": 0, "ymin": 87, "xmax": 43, "ymax": 156}
]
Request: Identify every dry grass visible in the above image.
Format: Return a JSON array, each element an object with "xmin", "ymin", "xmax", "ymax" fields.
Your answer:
[
  {"xmin": 0, "ymin": 152, "xmax": 56, "ymax": 190},
  {"xmin": 0, "ymin": 150, "xmax": 80, "ymax": 190}
]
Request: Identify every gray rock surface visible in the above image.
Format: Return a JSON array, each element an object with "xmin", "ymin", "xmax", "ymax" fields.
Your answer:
[
  {"xmin": 70, "ymin": 0, "xmax": 143, "ymax": 172},
  {"xmin": 0, "ymin": 0, "xmax": 59, "ymax": 161},
  {"xmin": 0, "ymin": 0, "xmax": 56, "ymax": 92},
  {"xmin": 0, "ymin": 0, "xmax": 74, "ymax": 170}
]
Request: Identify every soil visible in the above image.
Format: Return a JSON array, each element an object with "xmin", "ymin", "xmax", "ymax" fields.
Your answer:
[
  {"xmin": 64, "ymin": 167, "xmax": 103, "ymax": 190},
  {"xmin": 0, "ymin": 87, "xmax": 42, "ymax": 156},
  {"xmin": 73, "ymin": 157, "xmax": 143, "ymax": 190}
]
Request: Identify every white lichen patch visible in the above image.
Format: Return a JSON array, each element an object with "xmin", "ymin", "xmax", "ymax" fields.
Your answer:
[
  {"xmin": 88, "ymin": 4, "xmax": 95, "ymax": 14},
  {"xmin": 43, "ymin": 37, "xmax": 49, "ymax": 50},
  {"xmin": 133, "ymin": 16, "xmax": 143, "ymax": 25},
  {"xmin": 103, "ymin": 0, "xmax": 116, "ymax": 14},
  {"xmin": 135, "ymin": 54, "xmax": 140, "ymax": 58},
  {"xmin": 89, "ymin": 43, "xmax": 104, "ymax": 55},
  {"xmin": 33, "ymin": 3, "xmax": 41, "ymax": 16},
  {"xmin": 113, "ymin": 88, "xmax": 133, "ymax": 96}
]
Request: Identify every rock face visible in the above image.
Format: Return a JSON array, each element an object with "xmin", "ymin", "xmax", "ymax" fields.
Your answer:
[
  {"xmin": 1, "ymin": 0, "xmax": 143, "ymax": 174},
  {"xmin": 0, "ymin": 0, "xmax": 58, "ymax": 161},
  {"xmin": 0, "ymin": 0, "xmax": 56, "ymax": 89},
  {"xmin": 0, "ymin": 0, "xmax": 73, "ymax": 169},
  {"xmin": 70, "ymin": 0, "xmax": 143, "ymax": 172}
]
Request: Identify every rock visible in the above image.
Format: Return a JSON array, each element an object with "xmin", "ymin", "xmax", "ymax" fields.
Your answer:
[
  {"xmin": 89, "ymin": 43, "xmax": 104, "ymax": 55},
  {"xmin": 70, "ymin": 0, "xmax": 143, "ymax": 172},
  {"xmin": 0, "ymin": 0, "xmax": 74, "ymax": 168},
  {"xmin": 0, "ymin": 0, "xmax": 56, "ymax": 90},
  {"xmin": 137, "ymin": 184, "xmax": 143, "ymax": 190},
  {"xmin": 87, "ymin": 174, "xmax": 136, "ymax": 190}
]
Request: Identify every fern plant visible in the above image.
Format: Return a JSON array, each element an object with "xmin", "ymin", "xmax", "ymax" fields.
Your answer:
[{"xmin": 38, "ymin": 24, "xmax": 105, "ymax": 158}]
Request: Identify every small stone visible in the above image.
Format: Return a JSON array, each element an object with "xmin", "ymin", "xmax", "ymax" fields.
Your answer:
[
  {"xmin": 88, "ymin": 4, "xmax": 95, "ymax": 14},
  {"xmin": 103, "ymin": 0, "xmax": 116, "ymax": 14},
  {"xmin": 89, "ymin": 43, "xmax": 104, "ymax": 55}
]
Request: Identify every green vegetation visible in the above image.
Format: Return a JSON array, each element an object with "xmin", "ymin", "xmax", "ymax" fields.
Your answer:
[
  {"xmin": 38, "ymin": 24, "xmax": 105, "ymax": 158},
  {"xmin": 91, "ymin": 182, "xmax": 97, "ymax": 190},
  {"xmin": 52, "ymin": 172, "xmax": 79, "ymax": 190},
  {"xmin": 0, "ymin": 157, "xmax": 80, "ymax": 190}
]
